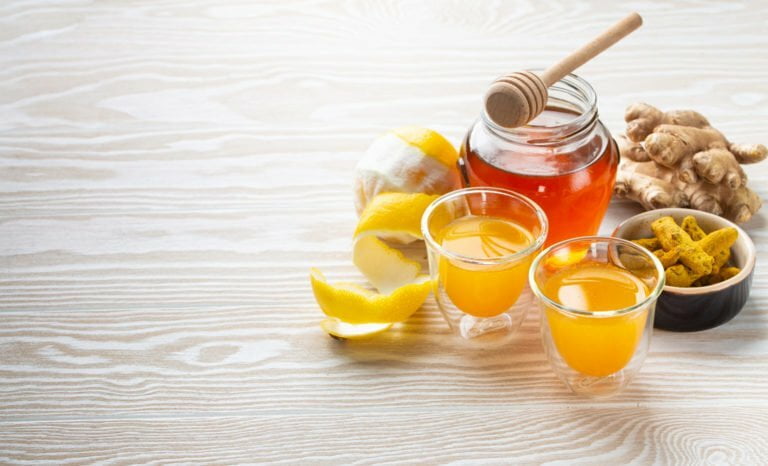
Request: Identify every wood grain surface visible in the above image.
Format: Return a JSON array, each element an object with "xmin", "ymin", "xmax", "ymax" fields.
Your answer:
[{"xmin": 2, "ymin": 0, "xmax": 767, "ymax": 463}]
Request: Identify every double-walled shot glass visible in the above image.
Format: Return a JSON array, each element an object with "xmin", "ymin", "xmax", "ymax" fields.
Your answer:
[
  {"xmin": 529, "ymin": 237, "xmax": 665, "ymax": 397},
  {"xmin": 421, "ymin": 187, "xmax": 548, "ymax": 342}
]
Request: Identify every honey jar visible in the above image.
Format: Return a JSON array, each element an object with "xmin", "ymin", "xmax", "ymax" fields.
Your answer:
[{"xmin": 460, "ymin": 72, "xmax": 619, "ymax": 246}]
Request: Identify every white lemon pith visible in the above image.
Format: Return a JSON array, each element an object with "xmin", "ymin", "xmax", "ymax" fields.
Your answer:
[
  {"xmin": 352, "ymin": 236, "xmax": 421, "ymax": 294},
  {"xmin": 353, "ymin": 127, "xmax": 461, "ymax": 214}
]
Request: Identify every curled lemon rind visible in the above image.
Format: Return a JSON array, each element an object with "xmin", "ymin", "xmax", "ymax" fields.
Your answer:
[
  {"xmin": 310, "ymin": 268, "xmax": 432, "ymax": 325},
  {"xmin": 320, "ymin": 318, "xmax": 393, "ymax": 340}
]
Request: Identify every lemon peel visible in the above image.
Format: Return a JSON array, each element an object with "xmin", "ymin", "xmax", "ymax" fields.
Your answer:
[
  {"xmin": 391, "ymin": 126, "xmax": 460, "ymax": 167},
  {"xmin": 311, "ymin": 192, "xmax": 436, "ymax": 338},
  {"xmin": 320, "ymin": 318, "xmax": 393, "ymax": 340},
  {"xmin": 355, "ymin": 192, "xmax": 437, "ymax": 243},
  {"xmin": 310, "ymin": 269, "xmax": 432, "ymax": 325},
  {"xmin": 312, "ymin": 127, "xmax": 458, "ymax": 339}
]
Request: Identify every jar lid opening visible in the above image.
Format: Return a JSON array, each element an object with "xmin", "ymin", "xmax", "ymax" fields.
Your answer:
[{"xmin": 482, "ymin": 71, "xmax": 599, "ymax": 145}]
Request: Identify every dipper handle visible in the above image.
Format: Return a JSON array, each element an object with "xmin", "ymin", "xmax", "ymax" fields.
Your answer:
[
  {"xmin": 484, "ymin": 12, "xmax": 643, "ymax": 129},
  {"xmin": 539, "ymin": 12, "xmax": 643, "ymax": 86}
]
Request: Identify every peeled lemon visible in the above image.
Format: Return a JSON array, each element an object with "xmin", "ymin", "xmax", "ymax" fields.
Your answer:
[{"xmin": 353, "ymin": 127, "xmax": 461, "ymax": 214}]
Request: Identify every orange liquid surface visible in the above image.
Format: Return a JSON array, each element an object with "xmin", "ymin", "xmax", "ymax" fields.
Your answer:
[
  {"xmin": 437, "ymin": 216, "xmax": 533, "ymax": 317},
  {"xmin": 543, "ymin": 262, "xmax": 650, "ymax": 377},
  {"xmin": 462, "ymin": 108, "xmax": 618, "ymax": 246}
]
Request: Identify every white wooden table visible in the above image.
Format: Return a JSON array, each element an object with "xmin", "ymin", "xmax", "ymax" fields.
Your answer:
[{"xmin": 2, "ymin": 0, "xmax": 767, "ymax": 463}]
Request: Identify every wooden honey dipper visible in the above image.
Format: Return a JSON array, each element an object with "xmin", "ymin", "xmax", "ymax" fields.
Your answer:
[{"xmin": 485, "ymin": 12, "xmax": 643, "ymax": 128}]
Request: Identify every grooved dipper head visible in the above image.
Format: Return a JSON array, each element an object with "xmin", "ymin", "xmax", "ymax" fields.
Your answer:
[{"xmin": 484, "ymin": 71, "xmax": 548, "ymax": 129}]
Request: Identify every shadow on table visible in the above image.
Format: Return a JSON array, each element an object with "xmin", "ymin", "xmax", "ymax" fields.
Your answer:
[{"xmin": 320, "ymin": 305, "xmax": 582, "ymax": 401}]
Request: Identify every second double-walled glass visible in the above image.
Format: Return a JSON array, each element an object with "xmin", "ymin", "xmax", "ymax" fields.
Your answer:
[
  {"xmin": 530, "ymin": 237, "xmax": 665, "ymax": 397},
  {"xmin": 422, "ymin": 187, "xmax": 547, "ymax": 343}
]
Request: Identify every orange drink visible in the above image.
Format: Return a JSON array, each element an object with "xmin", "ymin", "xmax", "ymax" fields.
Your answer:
[
  {"xmin": 437, "ymin": 216, "xmax": 533, "ymax": 317},
  {"xmin": 530, "ymin": 237, "xmax": 665, "ymax": 396},
  {"xmin": 542, "ymin": 262, "xmax": 649, "ymax": 376},
  {"xmin": 422, "ymin": 188, "xmax": 547, "ymax": 341}
]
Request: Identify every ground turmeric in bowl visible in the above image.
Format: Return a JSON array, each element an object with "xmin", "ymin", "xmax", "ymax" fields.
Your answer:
[{"xmin": 632, "ymin": 215, "xmax": 740, "ymax": 287}]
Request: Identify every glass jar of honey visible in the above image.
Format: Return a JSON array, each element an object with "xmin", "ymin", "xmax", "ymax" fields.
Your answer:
[{"xmin": 460, "ymin": 72, "xmax": 618, "ymax": 246}]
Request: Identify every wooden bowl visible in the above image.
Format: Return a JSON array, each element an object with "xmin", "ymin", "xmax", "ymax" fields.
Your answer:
[{"xmin": 612, "ymin": 208, "xmax": 756, "ymax": 332}]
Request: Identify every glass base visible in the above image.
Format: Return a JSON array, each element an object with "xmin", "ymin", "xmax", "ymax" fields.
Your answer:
[
  {"xmin": 459, "ymin": 313, "xmax": 513, "ymax": 339},
  {"xmin": 561, "ymin": 371, "xmax": 629, "ymax": 398},
  {"xmin": 436, "ymin": 285, "xmax": 532, "ymax": 344}
]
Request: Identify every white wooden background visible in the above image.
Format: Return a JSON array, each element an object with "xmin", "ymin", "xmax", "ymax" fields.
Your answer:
[{"xmin": 2, "ymin": 0, "xmax": 767, "ymax": 463}]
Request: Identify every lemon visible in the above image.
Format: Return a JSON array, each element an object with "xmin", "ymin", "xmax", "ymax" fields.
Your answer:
[
  {"xmin": 310, "ymin": 269, "xmax": 432, "ymax": 325},
  {"xmin": 353, "ymin": 127, "xmax": 460, "ymax": 214},
  {"xmin": 311, "ymin": 128, "xmax": 459, "ymax": 340}
]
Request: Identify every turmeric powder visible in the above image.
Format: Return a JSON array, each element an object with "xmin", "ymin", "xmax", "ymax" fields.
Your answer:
[
  {"xmin": 681, "ymin": 215, "xmax": 706, "ymax": 241},
  {"xmin": 633, "ymin": 215, "xmax": 740, "ymax": 287},
  {"xmin": 698, "ymin": 227, "xmax": 738, "ymax": 257},
  {"xmin": 666, "ymin": 264, "xmax": 699, "ymax": 287},
  {"xmin": 633, "ymin": 237, "xmax": 660, "ymax": 250},
  {"xmin": 654, "ymin": 248, "xmax": 680, "ymax": 268},
  {"xmin": 720, "ymin": 267, "xmax": 741, "ymax": 280},
  {"xmin": 651, "ymin": 216, "xmax": 713, "ymax": 276},
  {"xmin": 712, "ymin": 248, "xmax": 730, "ymax": 274},
  {"xmin": 695, "ymin": 274, "xmax": 724, "ymax": 287}
]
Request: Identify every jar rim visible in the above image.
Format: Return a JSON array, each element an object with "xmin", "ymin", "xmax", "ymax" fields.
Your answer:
[{"xmin": 481, "ymin": 71, "xmax": 599, "ymax": 144}]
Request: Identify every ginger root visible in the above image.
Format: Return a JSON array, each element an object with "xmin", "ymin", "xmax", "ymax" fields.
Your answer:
[{"xmin": 614, "ymin": 103, "xmax": 766, "ymax": 223}]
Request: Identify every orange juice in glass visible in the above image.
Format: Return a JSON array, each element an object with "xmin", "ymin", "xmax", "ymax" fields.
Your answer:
[
  {"xmin": 530, "ymin": 237, "xmax": 665, "ymax": 397},
  {"xmin": 422, "ymin": 188, "xmax": 547, "ymax": 342}
]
